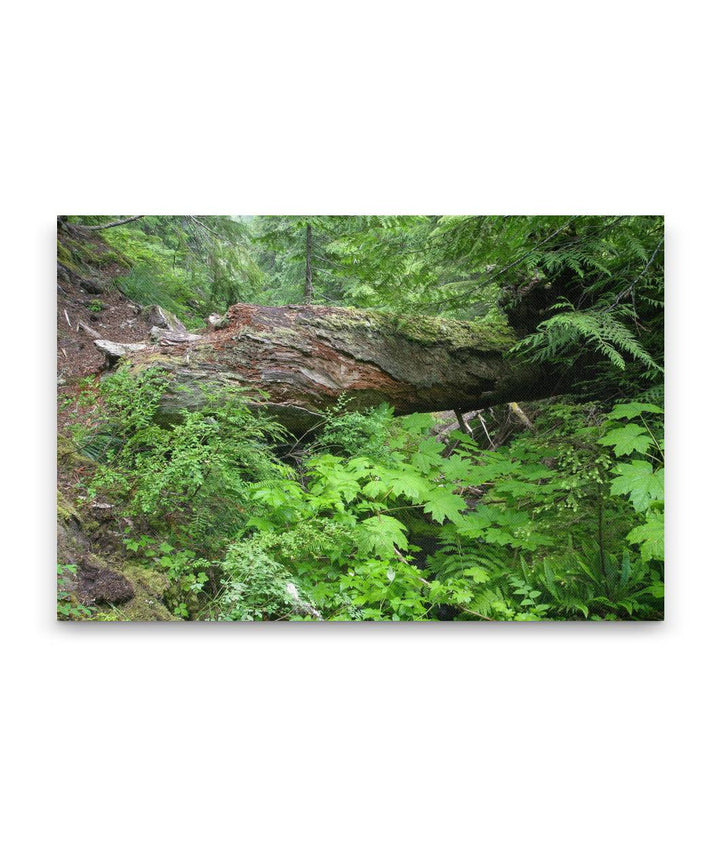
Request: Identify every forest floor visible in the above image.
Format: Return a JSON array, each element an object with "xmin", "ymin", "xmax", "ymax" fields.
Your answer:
[
  {"xmin": 56, "ymin": 226, "xmax": 182, "ymax": 620},
  {"xmin": 56, "ymin": 236, "xmax": 153, "ymax": 439}
]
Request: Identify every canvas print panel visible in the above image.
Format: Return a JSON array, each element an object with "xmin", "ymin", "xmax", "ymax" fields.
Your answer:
[{"xmin": 57, "ymin": 215, "xmax": 664, "ymax": 621}]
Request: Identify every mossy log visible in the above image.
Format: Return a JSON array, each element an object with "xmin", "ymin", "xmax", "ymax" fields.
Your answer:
[{"xmin": 124, "ymin": 303, "xmax": 561, "ymax": 432}]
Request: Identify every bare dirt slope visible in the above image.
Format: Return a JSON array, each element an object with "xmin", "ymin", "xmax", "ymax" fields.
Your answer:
[{"xmin": 56, "ymin": 219, "xmax": 153, "ymax": 383}]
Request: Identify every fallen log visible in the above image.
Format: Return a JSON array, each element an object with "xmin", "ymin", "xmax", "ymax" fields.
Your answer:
[{"xmin": 113, "ymin": 303, "xmax": 564, "ymax": 432}]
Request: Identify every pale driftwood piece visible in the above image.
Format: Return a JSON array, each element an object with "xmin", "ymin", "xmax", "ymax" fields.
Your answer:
[
  {"xmin": 149, "ymin": 326, "xmax": 202, "ymax": 344},
  {"xmin": 454, "ymin": 409, "xmax": 474, "ymax": 439},
  {"xmin": 94, "ymin": 339, "xmax": 148, "ymax": 357},
  {"xmin": 284, "ymin": 582, "xmax": 323, "ymax": 620},
  {"xmin": 94, "ymin": 339, "xmax": 148, "ymax": 367},
  {"xmin": 476, "ymin": 410, "xmax": 497, "ymax": 448},
  {"xmin": 77, "ymin": 320, "xmax": 102, "ymax": 340}
]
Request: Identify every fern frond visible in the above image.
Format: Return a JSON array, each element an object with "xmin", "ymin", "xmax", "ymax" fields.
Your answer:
[{"xmin": 513, "ymin": 304, "xmax": 661, "ymax": 372}]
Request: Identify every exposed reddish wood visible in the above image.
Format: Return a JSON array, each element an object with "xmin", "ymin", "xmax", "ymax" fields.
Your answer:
[{"xmin": 121, "ymin": 302, "xmax": 558, "ymax": 432}]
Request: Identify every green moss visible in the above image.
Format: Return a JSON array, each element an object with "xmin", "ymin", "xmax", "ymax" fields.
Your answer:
[
  {"xmin": 86, "ymin": 246, "xmax": 129, "ymax": 268},
  {"xmin": 115, "ymin": 563, "xmax": 179, "ymax": 621},
  {"xmin": 387, "ymin": 312, "xmax": 515, "ymax": 350},
  {"xmin": 307, "ymin": 306, "xmax": 515, "ymax": 351},
  {"xmin": 58, "ymin": 434, "xmax": 97, "ymax": 473},
  {"xmin": 57, "ymin": 228, "xmax": 130, "ymax": 281},
  {"xmin": 267, "ymin": 325, "xmax": 304, "ymax": 344},
  {"xmin": 57, "ymin": 238, "xmax": 76, "ymax": 270},
  {"xmin": 57, "ymin": 490, "xmax": 76, "ymax": 523},
  {"xmin": 85, "ymin": 563, "xmax": 179, "ymax": 621}
]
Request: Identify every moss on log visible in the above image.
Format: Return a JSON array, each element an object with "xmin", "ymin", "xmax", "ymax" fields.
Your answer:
[{"xmin": 125, "ymin": 303, "xmax": 557, "ymax": 431}]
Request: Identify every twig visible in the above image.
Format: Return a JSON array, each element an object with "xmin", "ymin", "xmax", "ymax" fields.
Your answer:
[
  {"xmin": 476, "ymin": 410, "xmax": 496, "ymax": 448},
  {"xmin": 454, "ymin": 409, "xmax": 473, "ymax": 438},
  {"xmin": 189, "ymin": 215, "xmax": 223, "ymax": 240},
  {"xmin": 603, "ymin": 237, "xmax": 664, "ymax": 313},
  {"xmin": 82, "ymin": 216, "xmax": 145, "ymax": 231}
]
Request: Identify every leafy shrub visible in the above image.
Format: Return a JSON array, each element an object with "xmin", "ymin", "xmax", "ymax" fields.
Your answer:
[
  {"xmin": 57, "ymin": 564, "xmax": 93, "ymax": 621},
  {"xmin": 67, "ymin": 370, "xmax": 663, "ymax": 621}
]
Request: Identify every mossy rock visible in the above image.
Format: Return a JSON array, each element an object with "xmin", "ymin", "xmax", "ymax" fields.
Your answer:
[
  {"xmin": 101, "ymin": 562, "xmax": 179, "ymax": 621},
  {"xmin": 87, "ymin": 563, "xmax": 179, "ymax": 621}
]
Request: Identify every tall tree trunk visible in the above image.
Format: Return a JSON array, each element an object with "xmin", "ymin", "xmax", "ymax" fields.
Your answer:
[
  {"xmin": 121, "ymin": 303, "xmax": 566, "ymax": 432},
  {"xmin": 304, "ymin": 222, "xmax": 313, "ymax": 303}
]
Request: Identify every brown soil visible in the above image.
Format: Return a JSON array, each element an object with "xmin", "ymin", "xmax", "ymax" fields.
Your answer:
[
  {"xmin": 57, "ymin": 274, "xmax": 149, "ymax": 381},
  {"xmin": 56, "ymin": 222, "xmax": 156, "ymax": 438}
]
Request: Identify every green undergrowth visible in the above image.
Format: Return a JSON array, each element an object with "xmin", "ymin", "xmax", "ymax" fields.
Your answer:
[
  {"xmin": 86, "ymin": 218, "xmax": 264, "ymax": 326},
  {"xmin": 100, "ymin": 226, "xmax": 206, "ymax": 325},
  {"xmin": 59, "ymin": 367, "xmax": 664, "ymax": 621}
]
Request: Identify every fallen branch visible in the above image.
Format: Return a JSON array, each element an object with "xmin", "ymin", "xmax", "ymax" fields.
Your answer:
[
  {"xmin": 77, "ymin": 320, "xmax": 101, "ymax": 339},
  {"xmin": 284, "ymin": 582, "xmax": 323, "ymax": 620},
  {"xmin": 82, "ymin": 216, "xmax": 145, "ymax": 231},
  {"xmin": 476, "ymin": 410, "xmax": 496, "ymax": 448},
  {"xmin": 509, "ymin": 401, "xmax": 535, "ymax": 431},
  {"xmin": 94, "ymin": 339, "xmax": 148, "ymax": 368},
  {"xmin": 454, "ymin": 409, "xmax": 474, "ymax": 438}
]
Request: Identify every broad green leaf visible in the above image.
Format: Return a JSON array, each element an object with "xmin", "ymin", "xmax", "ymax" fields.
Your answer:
[
  {"xmin": 356, "ymin": 515, "xmax": 408, "ymax": 557},
  {"xmin": 610, "ymin": 461, "xmax": 664, "ymax": 512},
  {"xmin": 385, "ymin": 469, "xmax": 431, "ymax": 501},
  {"xmin": 627, "ymin": 514, "xmax": 664, "ymax": 561},
  {"xmin": 362, "ymin": 478, "xmax": 387, "ymax": 499},
  {"xmin": 402, "ymin": 412, "xmax": 435, "ymax": 434},
  {"xmin": 423, "ymin": 488, "xmax": 466, "ymax": 524},
  {"xmin": 441, "ymin": 455, "xmax": 473, "ymax": 482},
  {"xmin": 598, "ymin": 423, "xmax": 653, "ymax": 456},
  {"xmin": 482, "ymin": 528, "xmax": 523, "ymax": 547},
  {"xmin": 426, "ymin": 580, "xmax": 447, "ymax": 603},
  {"xmin": 450, "ymin": 586, "xmax": 473, "ymax": 605},
  {"xmin": 345, "ymin": 457, "xmax": 374, "ymax": 476},
  {"xmin": 411, "ymin": 437, "xmax": 445, "ymax": 473},
  {"xmin": 608, "ymin": 402, "xmax": 662, "ymax": 420},
  {"xmin": 644, "ymin": 581, "xmax": 665, "ymax": 599}
]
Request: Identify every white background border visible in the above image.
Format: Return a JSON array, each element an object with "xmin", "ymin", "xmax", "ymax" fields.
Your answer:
[{"xmin": 3, "ymin": 2, "xmax": 716, "ymax": 853}]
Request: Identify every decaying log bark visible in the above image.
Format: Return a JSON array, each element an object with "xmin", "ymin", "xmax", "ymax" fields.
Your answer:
[{"xmin": 113, "ymin": 303, "xmax": 563, "ymax": 432}]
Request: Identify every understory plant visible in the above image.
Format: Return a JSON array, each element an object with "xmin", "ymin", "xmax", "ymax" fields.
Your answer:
[{"xmin": 65, "ymin": 364, "xmax": 663, "ymax": 621}]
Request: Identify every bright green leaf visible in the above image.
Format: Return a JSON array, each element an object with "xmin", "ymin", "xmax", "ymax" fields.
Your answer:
[
  {"xmin": 610, "ymin": 461, "xmax": 664, "ymax": 512},
  {"xmin": 599, "ymin": 423, "xmax": 653, "ymax": 456},
  {"xmin": 423, "ymin": 488, "xmax": 466, "ymax": 524},
  {"xmin": 627, "ymin": 514, "xmax": 664, "ymax": 561}
]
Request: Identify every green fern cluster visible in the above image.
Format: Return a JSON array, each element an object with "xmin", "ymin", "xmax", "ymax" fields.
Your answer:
[{"xmin": 513, "ymin": 300, "xmax": 661, "ymax": 371}]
